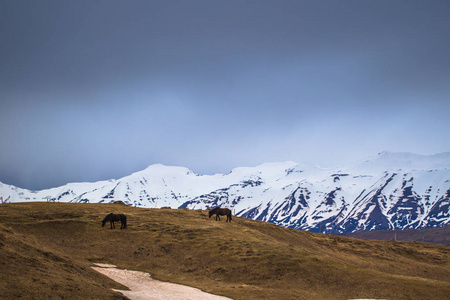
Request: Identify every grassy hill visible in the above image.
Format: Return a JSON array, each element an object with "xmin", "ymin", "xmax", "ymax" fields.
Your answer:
[
  {"xmin": 340, "ymin": 225, "xmax": 450, "ymax": 246},
  {"xmin": 0, "ymin": 202, "xmax": 449, "ymax": 300}
]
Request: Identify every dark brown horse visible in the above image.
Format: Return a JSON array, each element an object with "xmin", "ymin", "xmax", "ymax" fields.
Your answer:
[
  {"xmin": 102, "ymin": 213, "xmax": 127, "ymax": 229},
  {"xmin": 209, "ymin": 207, "xmax": 232, "ymax": 222}
]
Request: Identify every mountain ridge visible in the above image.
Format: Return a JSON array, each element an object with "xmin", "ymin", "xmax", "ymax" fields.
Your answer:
[{"xmin": 1, "ymin": 152, "xmax": 449, "ymax": 233}]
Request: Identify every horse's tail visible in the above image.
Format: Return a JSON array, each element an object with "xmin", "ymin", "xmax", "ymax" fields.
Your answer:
[{"xmin": 123, "ymin": 215, "xmax": 127, "ymax": 229}]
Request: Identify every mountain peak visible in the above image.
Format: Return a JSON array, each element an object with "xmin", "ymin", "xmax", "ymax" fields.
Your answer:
[
  {"xmin": 348, "ymin": 151, "xmax": 450, "ymax": 173},
  {"xmin": 130, "ymin": 164, "xmax": 197, "ymax": 178}
]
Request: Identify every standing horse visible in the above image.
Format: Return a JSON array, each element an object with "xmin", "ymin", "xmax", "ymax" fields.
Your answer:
[
  {"xmin": 209, "ymin": 207, "xmax": 232, "ymax": 222},
  {"xmin": 102, "ymin": 213, "xmax": 127, "ymax": 229}
]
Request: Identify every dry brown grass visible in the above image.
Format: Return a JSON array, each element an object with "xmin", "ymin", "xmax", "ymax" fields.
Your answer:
[
  {"xmin": 0, "ymin": 202, "xmax": 449, "ymax": 299},
  {"xmin": 341, "ymin": 225, "xmax": 450, "ymax": 246}
]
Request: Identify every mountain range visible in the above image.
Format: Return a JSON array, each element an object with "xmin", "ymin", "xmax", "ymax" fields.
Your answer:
[{"xmin": 1, "ymin": 151, "xmax": 449, "ymax": 233}]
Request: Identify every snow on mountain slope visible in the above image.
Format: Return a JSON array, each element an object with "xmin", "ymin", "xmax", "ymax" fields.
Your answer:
[{"xmin": 1, "ymin": 152, "xmax": 449, "ymax": 233}]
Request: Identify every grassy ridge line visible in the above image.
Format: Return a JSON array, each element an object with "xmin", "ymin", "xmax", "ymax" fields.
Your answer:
[{"xmin": 0, "ymin": 202, "xmax": 449, "ymax": 300}]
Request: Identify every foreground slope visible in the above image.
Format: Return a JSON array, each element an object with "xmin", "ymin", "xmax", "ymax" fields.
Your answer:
[
  {"xmin": 0, "ymin": 203, "xmax": 449, "ymax": 300},
  {"xmin": 0, "ymin": 220, "xmax": 126, "ymax": 299}
]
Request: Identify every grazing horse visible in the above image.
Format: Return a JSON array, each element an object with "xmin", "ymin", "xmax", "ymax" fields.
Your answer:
[
  {"xmin": 209, "ymin": 207, "xmax": 232, "ymax": 222},
  {"xmin": 102, "ymin": 213, "xmax": 127, "ymax": 229}
]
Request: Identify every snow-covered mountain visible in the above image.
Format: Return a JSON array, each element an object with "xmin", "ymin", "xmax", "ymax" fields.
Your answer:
[{"xmin": 1, "ymin": 152, "xmax": 449, "ymax": 233}]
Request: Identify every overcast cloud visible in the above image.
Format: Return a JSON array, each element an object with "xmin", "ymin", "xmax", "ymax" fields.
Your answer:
[{"xmin": 1, "ymin": 1, "xmax": 449, "ymax": 190}]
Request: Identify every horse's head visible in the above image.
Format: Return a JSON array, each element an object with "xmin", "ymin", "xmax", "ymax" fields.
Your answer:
[
  {"xmin": 209, "ymin": 207, "xmax": 220, "ymax": 217},
  {"xmin": 209, "ymin": 207, "xmax": 221, "ymax": 218},
  {"xmin": 101, "ymin": 213, "xmax": 113, "ymax": 227}
]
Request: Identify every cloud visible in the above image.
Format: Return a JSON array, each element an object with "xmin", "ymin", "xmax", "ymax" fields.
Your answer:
[{"xmin": 1, "ymin": 1, "xmax": 449, "ymax": 189}]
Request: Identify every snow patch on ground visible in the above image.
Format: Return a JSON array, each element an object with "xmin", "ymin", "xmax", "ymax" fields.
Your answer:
[{"xmin": 92, "ymin": 263, "xmax": 231, "ymax": 300}]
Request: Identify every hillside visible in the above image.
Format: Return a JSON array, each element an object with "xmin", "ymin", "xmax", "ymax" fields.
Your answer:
[
  {"xmin": 0, "ymin": 202, "xmax": 449, "ymax": 299},
  {"xmin": 341, "ymin": 225, "xmax": 450, "ymax": 246},
  {"xmin": 1, "ymin": 152, "xmax": 450, "ymax": 234}
]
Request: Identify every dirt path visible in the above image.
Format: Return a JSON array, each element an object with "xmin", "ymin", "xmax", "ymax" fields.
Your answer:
[{"xmin": 92, "ymin": 263, "xmax": 231, "ymax": 300}]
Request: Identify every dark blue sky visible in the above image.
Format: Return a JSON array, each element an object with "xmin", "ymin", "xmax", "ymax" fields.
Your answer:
[{"xmin": 1, "ymin": 1, "xmax": 449, "ymax": 190}]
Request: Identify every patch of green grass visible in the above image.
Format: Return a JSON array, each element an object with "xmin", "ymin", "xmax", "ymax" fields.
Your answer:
[{"xmin": 0, "ymin": 202, "xmax": 449, "ymax": 299}]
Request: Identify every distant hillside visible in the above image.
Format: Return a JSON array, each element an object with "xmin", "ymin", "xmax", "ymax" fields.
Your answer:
[
  {"xmin": 0, "ymin": 202, "xmax": 449, "ymax": 299},
  {"xmin": 340, "ymin": 225, "xmax": 450, "ymax": 246}
]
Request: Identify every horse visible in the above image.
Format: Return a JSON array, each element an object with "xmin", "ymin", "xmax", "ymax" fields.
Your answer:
[
  {"xmin": 208, "ymin": 207, "xmax": 232, "ymax": 222},
  {"xmin": 102, "ymin": 213, "xmax": 127, "ymax": 229}
]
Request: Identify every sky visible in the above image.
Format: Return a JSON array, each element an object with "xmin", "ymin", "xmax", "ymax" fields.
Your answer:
[{"xmin": 1, "ymin": 1, "xmax": 449, "ymax": 190}]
